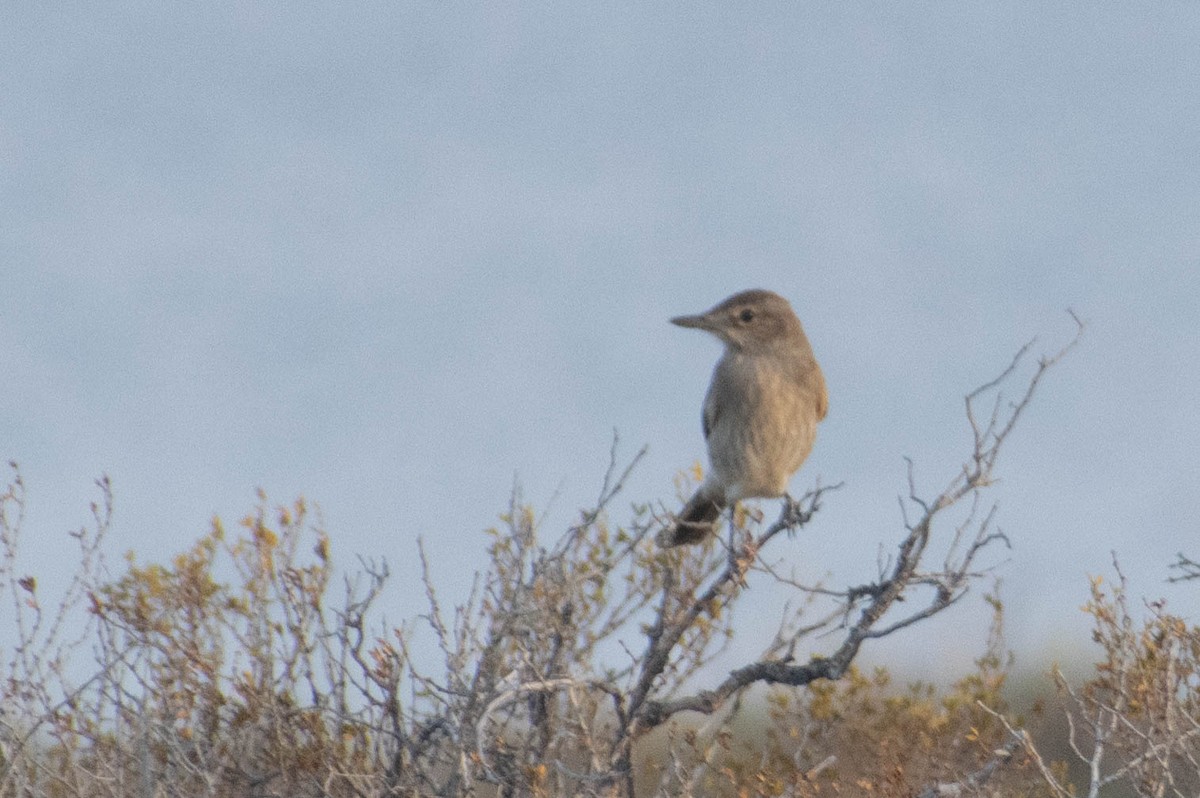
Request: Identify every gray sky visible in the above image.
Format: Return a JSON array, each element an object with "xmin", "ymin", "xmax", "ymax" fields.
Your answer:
[{"xmin": 3, "ymin": 3, "xmax": 1199, "ymax": 681}]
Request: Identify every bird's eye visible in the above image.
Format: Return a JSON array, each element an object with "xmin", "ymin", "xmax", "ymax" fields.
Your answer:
[{"xmin": 739, "ymin": 308, "xmax": 755, "ymax": 323}]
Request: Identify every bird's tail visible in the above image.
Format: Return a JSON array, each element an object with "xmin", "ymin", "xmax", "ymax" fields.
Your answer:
[{"xmin": 657, "ymin": 487, "xmax": 725, "ymax": 547}]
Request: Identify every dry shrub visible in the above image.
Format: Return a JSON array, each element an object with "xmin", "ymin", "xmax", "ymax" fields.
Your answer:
[
  {"xmin": 999, "ymin": 560, "xmax": 1200, "ymax": 798},
  {"xmin": 1, "ymin": 320, "xmax": 1129, "ymax": 798}
]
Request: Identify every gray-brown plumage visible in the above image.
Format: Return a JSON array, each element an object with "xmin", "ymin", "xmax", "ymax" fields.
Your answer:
[{"xmin": 658, "ymin": 289, "xmax": 828, "ymax": 547}]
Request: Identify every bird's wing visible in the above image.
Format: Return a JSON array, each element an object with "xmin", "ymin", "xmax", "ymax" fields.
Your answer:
[{"xmin": 701, "ymin": 380, "xmax": 721, "ymax": 441}]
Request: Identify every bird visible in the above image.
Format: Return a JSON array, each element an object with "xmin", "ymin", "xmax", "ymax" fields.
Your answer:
[{"xmin": 658, "ymin": 289, "xmax": 827, "ymax": 547}]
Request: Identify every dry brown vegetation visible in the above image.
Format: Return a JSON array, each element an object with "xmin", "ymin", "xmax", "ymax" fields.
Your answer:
[{"xmin": 3, "ymin": 319, "xmax": 1197, "ymax": 797}]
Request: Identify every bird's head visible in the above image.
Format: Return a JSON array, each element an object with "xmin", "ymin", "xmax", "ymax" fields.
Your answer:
[{"xmin": 670, "ymin": 289, "xmax": 803, "ymax": 353}]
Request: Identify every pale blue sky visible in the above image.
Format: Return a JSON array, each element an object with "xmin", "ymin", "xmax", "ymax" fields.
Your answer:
[{"xmin": 3, "ymin": 3, "xmax": 1199, "ymax": 679}]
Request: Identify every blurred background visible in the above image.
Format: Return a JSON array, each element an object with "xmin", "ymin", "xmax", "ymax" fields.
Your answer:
[{"xmin": 3, "ymin": 3, "xmax": 1198, "ymax": 686}]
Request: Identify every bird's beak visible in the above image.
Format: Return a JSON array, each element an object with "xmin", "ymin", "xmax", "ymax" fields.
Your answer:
[{"xmin": 670, "ymin": 313, "xmax": 714, "ymax": 331}]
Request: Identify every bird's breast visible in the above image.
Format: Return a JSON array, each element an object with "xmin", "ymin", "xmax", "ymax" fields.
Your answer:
[{"xmin": 704, "ymin": 353, "xmax": 822, "ymax": 501}]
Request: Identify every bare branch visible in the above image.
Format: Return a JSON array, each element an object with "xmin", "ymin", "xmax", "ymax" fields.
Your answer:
[{"xmin": 635, "ymin": 317, "xmax": 1082, "ymax": 735}]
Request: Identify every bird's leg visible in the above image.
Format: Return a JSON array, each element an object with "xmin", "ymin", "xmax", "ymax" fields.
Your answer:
[{"xmin": 725, "ymin": 504, "xmax": 755, "ymax": 587}]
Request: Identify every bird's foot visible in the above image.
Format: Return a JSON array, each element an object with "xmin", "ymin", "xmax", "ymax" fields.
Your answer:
[{"xmin": 782, "ymin": 493, "xmax": 813, "ymax": 533}]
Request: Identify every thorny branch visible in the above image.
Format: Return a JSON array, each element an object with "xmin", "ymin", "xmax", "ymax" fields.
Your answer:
[{"xmin": 1168, "ymin": 552, "xmax": 1200, "ymax": 583}]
